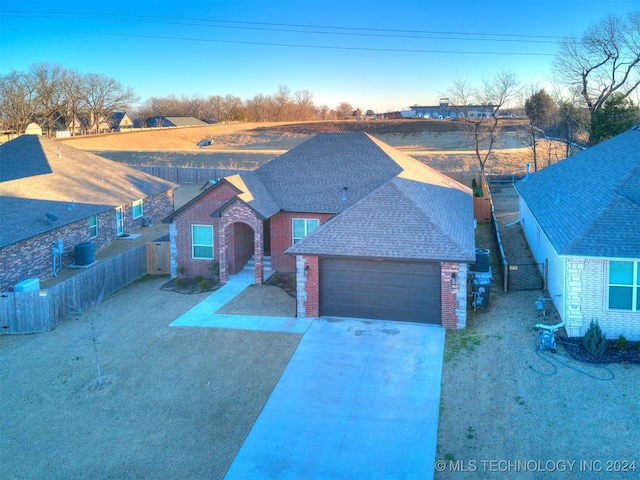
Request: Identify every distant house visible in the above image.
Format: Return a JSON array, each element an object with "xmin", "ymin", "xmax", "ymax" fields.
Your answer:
[
  {"xmin": 110, "ymin": 112, "xmax": 135, "ymax": 131},
  {"xmin": 66, "ymin": 113, "xmax": 111, "ymax": 135},
  {"xmin": 146, "ymin": 116, "xmax": 208, "ymax": 128},
  {"xmin": 410, "ymin": 98, "xmax": 497, "ymax": 119},
  {"xmin": 164, "ymin": 132, "xmax": 476, "ymax": 328},
  {"xmin": 515, "ymin": 126, "xmax": 640, "ymax": 341},
  {"xmin": 0, "ymin": 135, "xmax": 176, "ymax": 291},
  {"xmin": 24, "ymin": 123, "xmax": 43, "ymax": 135}
]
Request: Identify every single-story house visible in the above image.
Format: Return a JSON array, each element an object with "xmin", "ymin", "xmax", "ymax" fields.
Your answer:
[
  {"xmin": 0, "ymin": 135, "xmax": 177, "ymax": 291},
  {"xmin": 146, "ymin": 116, "xmax": 209, "ymax": 128},
  {"xmin": 164, "ymin": 132, "xmax": 476, "ymax": 328},
  {"xmin": 515, "ymin": 126, "xmax": 640, "ymax": 340}
]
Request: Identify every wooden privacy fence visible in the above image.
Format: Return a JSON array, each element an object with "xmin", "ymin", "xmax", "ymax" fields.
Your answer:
[
  {"xmin": 147, "ymin": 242, "xmax": 170, "ymax": 275},
  {"xmin": 132, "ymin": 166, "xmax": 245, "ymax": 184},
  {"xmin": 1, "ymin": 245, "xmax": 147, "ymax": 334}
]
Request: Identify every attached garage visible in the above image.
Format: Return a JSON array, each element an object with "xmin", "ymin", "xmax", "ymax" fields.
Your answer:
[{"xmin": 319, "ymin": 258, "xmax": 441, "ymax": 324}]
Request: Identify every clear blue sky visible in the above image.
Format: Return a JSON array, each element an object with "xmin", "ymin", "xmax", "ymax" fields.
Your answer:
[{"xmin": 1, "ymin": 0, "xmax": 637, "ymax": 113}]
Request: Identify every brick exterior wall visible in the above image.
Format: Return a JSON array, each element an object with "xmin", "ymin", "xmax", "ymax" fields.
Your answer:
[
  {"xmin": 0, "ymin": 190, "xmax": 173, "ymax": 291},
  {"xmin": 296, "ymin": 255, "xmax": 319, "ymax": 318},
  {"xmin": 270, "ymin": 212, "xmax": 334, "ymax": 272},
  {"xmin": 219, "ymin": 202, "xmax": 264, "ymax": 284},
  {"xmin": 296, "ymin": 256, "xmax": 467, "ymax": 326},
  {"xmin": 441, "ymin": 262, "xmax": 467, "ymax": 329},
  {"xmin": 565, "ymin": 258, "xmax": 640, "ymax": 341},
  {"xmin": 170, "ymin": 184, "xmax": 237, "ymax": 280}
]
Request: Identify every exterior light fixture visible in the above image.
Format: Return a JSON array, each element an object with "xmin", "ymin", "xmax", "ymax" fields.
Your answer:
[
  {"xmin": 451, "ymin": 272, "xmax": 457, "ymax": 286},
  {"xmin": 304, "ymin": 265, "xmax": 310, "ymax": 277}
]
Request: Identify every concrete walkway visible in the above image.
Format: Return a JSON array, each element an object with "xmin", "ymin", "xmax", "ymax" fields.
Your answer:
[
  {"xmin": 170, "ymin": 271, "xmax": 445, "ymax": 479},
  {"xmin": 170, "ymin": 269, "xmax": 312, "ymax": 333}
]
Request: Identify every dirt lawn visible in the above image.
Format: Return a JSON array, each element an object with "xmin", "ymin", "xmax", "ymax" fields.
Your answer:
[{"xmin": 0, "ymin": 277, "xmax": 302, "ymax": 480}]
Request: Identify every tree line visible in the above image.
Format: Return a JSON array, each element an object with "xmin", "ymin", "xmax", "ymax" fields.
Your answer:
[
  {"xmin": 0, "ymin": 64, "xmax": 360, "ymax": 137},
  {"xmin": 1, "ymin": 10, "xmax": 638, "ymax": 160}
]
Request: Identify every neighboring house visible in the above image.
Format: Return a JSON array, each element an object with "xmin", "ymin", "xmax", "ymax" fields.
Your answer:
[
  {"xmin": 146, "ymin": 116, "xmax": 209, "ymax": 128},
  {"xmin": 410, "ymin": 98, "xmax": 496, "ymax": 119},
  {"xmin": 110, "ymin": 112, "xmax": 135, "ymax": 131},
  {"xmin": 164, "ymin": 132, "xmax": 476, "ymax": 328},
  {"xmin": 66, "ymin": 113, "xmax": 111, "ymax": 135},
  {"xmin": 515, "ymin": 126, "xmax": 640, "ymax": 341},
  {"xmin": 0, "ymin": 135, "xmax": 177, "ymax": 291},
  {"xmin": 24, "ymin": 123, "xmax": 43, "ymax": 135}
]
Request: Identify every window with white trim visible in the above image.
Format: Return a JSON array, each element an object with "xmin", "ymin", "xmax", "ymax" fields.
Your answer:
[
  {"xmin": 609, "ymin": 261, "xmax": 640, "ymax": 311},
  {"xmin": 132, "ymin": 199, "xmax": 143, "ymax": 219},
  {"xmin": 89, "ymin": 215, "xmax": 98, "ymax": 238},
  {"xmin": 192, "ymin": 225, "xmax": 214, "ymax": 260},
  {"xmin": 292, "ymin": 218, "xmax": 319, "ymax": 244}
]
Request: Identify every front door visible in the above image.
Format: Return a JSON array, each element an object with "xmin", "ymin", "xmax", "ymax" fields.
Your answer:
[{"xmin": 115, "ymin": 206, "xmax": 124, "ymax": 236}]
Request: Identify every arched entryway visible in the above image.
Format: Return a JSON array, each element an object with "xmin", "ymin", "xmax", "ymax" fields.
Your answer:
[{"xmin": 218, "ymin": 201, "xmax": 265, "ymax": 285}]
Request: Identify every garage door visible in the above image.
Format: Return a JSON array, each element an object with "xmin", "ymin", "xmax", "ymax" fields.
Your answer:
[{"xmin": 319, "ymin": 258, "xmax": 441, "ymax": 324}]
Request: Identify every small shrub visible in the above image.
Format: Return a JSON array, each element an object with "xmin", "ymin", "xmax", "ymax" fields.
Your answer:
[
  {"xmin": 636, "ymin": 341, "xmax": 640, "ymax": 353},
  {"xmin": 176, "ymin": 265, "xmax": 184, "ymax": 275},
  {"xmin": 209, "ymin": 261, "xmax": 220, "ymax": 282},
  {"xmin": 194, "ymin": 275, "xmax": 205, "ymax": 283},
  {"xmin": 175, "ymin": 277, "xmax": 186, "ymax": 288},
  {"xmin": 198, "ymin": 279, "xmax": 211, "ymax": 290},
  {"xmin": 582, "ymin": 320, "xmax": 607, "ymax": 358},
  {"xmin": 616, "ymin": 335, "xmax": 627, "ymax": 352}
]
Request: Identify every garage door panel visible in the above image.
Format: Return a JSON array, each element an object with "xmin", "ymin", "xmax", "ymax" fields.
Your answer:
[{"xmin": 320, "ymin": 258, "xmax": 441, "ymax": 324}]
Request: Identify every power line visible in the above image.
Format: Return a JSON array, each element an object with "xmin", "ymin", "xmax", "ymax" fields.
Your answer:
[
  {"xmin": 2, "ymin": 10, "xmax": 565, "ymax": 44},
  {"xmin": 2, "ymin": 28, "xmax": 555, "ymax": 56}
]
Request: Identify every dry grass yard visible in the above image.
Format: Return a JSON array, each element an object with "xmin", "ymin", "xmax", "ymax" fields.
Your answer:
[{"xmin": 4, "ymin": 121, "xmax": 631, "ymax": 480}]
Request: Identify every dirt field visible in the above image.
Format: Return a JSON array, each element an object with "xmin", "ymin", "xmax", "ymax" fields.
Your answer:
[{"xmin": 58, "ymin": 120, "xmax": 565, "ymax": 174}]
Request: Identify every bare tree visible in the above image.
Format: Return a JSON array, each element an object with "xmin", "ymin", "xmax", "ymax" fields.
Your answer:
[
  {"xmin": 293, "ymin": 89, "xmax": 316, "ymax": 120},
  {"xmin": 59, "ymin": 68, "xmax": 85, "ymax": 135},
  {"xmin": 553, "ymin": 11, "xmax": 640, "ymax": 143},
  {"xmin": 246, "ymin": 93, "xmax": 269, "ymax": 122},
  {"xmin": 71, "ymin": 291, "xmax": 111, "ymax": 389},
  {"xmin": 30, "ymin": 62, "xmax": 65, "ymax": 137},
  {"xmin": 272, "ymin": 84, "xmax": 291, "ymax": 121},
  {"xmin": 448, "ymin": 69, "xmax": 520, "ymax": 172},
  {"xmin": 316, "ymin": 104, "xmax": 331, "ymax": 120},
  {"xmin": 80, "ymin": 73, "xmax": 138, "ymax": 134},
  {"xmin": 0, "ymin": 70, "xmax": 39, "ymax": 136},
  {"xmin": 336, "ymin": 101, "xmax": 354, "ymax": 120},
  {"xmin": 221, "ymin": 94, "xmax": 245, "ymax": 123}
]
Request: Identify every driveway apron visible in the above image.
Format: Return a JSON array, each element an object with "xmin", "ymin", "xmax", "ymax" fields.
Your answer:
[{"xmin": 225, "ymin": 317, "xmax": 445, "ymax": 480}]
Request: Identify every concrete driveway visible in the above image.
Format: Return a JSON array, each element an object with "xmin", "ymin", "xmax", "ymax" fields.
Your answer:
[
  {"xmin": 171, "ymin": 272, "xmax": 445, "ymax": 479},
  {"xmin": 225, "ymin": 317, "xmax": 444, "ymax": 480}
]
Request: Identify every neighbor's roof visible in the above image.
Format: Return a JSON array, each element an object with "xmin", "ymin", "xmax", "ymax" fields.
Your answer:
[
  {"xmin": 148, "ymin": 116, "xmax": 208, "ymax": 127},
  {"xmin": 0, "ymin": 135, "xmax": 177, "ymax": 248},
  {"xmin": 515, "ymin": 126, "xmax": 640, "ymax": 258}
]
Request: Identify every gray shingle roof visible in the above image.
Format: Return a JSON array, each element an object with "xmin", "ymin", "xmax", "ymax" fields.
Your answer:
[
  {"xmin": 286, "ymin": 176, "xmax": 475, "ymax": 261},
  {"xmin": 515, "ymin": 126, "xmax": 640, "ymax": 258},
  {"xmin": 255, "ymin": 132, "xmax": 404, "ymax": 213},
  {"xmin": 0, "ymin": 135, "xmax": 176, "ymax": 247},
  {"xmin": 165, "ymin": 132, "xmax": 476, "ymax": 263}
]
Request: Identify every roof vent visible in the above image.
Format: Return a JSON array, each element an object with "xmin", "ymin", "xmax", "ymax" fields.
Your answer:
[{"xmin": 341, "ymin": 186, "xmax": 348, "ymax": 201}]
